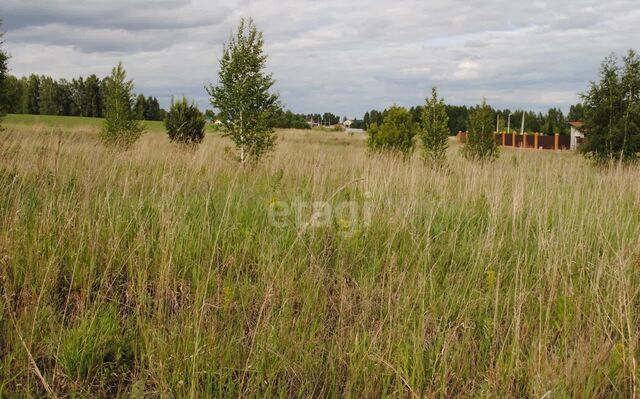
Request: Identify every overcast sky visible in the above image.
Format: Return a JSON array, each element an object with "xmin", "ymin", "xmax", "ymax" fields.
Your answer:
[{"xmin": 3, "ymin": 0, "xmax": 640, "ymax": 117}]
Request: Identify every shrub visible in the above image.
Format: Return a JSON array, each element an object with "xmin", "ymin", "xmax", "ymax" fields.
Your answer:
[
  {"xmin": 164, "ymin": 97, "xmax": 206, "ymax": 147},
  {"xmin": 100, "ymin": 63, "xmax": 144, "ymax": 149},
  {"xmin": 367, "ymin": 106, "xmax": 417, "ymax": 155}
]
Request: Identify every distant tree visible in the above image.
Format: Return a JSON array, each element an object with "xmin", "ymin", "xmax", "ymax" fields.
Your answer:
[
  {"xmin": 321, "ymin": 112, "xmax": 339, "ymax": 125},
  {"xmin": 69, "ymin": 75, "xmax": 102, "ymax": 117},
  {"xmin": 84, "ymin": 74, "xmax": 102, "ymax": 117},
  {"xmin": 0, "ymin": 21, "xmax": 8, "ymax": 122},
  {"xmin": 581, "ymin": 50, "xmax": 640, "ymax": 164},
  {"xmin": 409, "ymin": 105, "xmax": 423, "ymax": 125},
  {"xmin": 57, "ymin": 79, "xmax": 73, "ymax": 116},
  {"xmin": 350, "ymin": 119, "xmax": 365, "ymax": 129},
  {"xmin": 3, "ymin": 75, "xmax": 23, "ymax": 114},
  {"xmin": 420, "ymin": 87, "xmax": 449, "ymax": 167},
  {"xmin": 69, "ymin": 77, "xmax": 84, "ymax": 116},
  {"xmin": 100, "ymin": 62, "xmax": 144, "ymax": 149},
  {"xmin": 165, "ymin": 97, "xmax": 206, "ymax": 148},
  {"xmin": 367, "ymin": 105, "xmax": 417, "ymax": 155},
  {"xmin": 270, "ymin": 109, "xmax": 311, "ymax": 129},
  {"xmin": 145, "ymin": 96, "xmax": 161, "ymax": 121},
  {"xmin": 99, "ymin": 77, "xmax": 109, "ymax": 116},
  {"xmin": 39, "ymin": 76, "xmax": 61, "ymax": 115},
  {"xmin": 134, "ymin": 94, "xmax": 147, "ymax": 120},
  {"xmin": 446, "ymin": 105, "xmax": 469, "ymax": 135},
  {"xmin": 363, "ymin": 112, "xmax": 370, "ymax": 130},
  {"xmin": 25, "ymin": 74, "xmax": 41, "ymax": 115},
  {"xmin": 539, "ymin": 108, "xmax": 567, "ymax": 135},
  {"xmin": 373, "ymin": 109, "xmax": 383, "ymax": 125},
  {"xmin": 207, "ymin": 18, "xmax": 280, "ymax": 163},
  {"xmin": 463, "ymin": 100, "xmax": 498, "ymax": 160},
  {"xmin": 568, "ymin": 103, "xmax": 584, "ymax": 122}
]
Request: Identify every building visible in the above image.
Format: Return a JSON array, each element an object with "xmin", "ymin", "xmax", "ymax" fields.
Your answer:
[
  {"xmin": 342, "ymin": 119, "xmax": 354, "ymax": 128},
  {"xmin": 569, "ymin": 121, "xmax": 585, "ymax": 150}
]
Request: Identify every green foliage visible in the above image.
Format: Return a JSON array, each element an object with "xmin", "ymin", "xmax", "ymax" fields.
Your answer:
[
  {"xmin": 25, "ymin": 74, "xmax": 40, "ymax": 115},
  {"xmin": 38, "ymin": 76, "xmax": 63, "ymax": 116},
  {"xmin": 207, "ymin": 18, "xmax": 281, "ymax": 163},
  {"xmin": 568, "ymin": 103, "xmax": 585, "ymax": 122},
  {"xmin": 367, "ymin": 105, "xmax": 417, "ymax": 154},
  {"xmin": 164, "ymin": 97, "xmax": 206, "ymax": 147},
  {"xmin": 580, "ymin": 50, "xmax": 640, "ymax": 164},
  {"xmin": 420, "ymin": 87, "xmax": 449, "ymax": 166},
  {"xmin": 540, "ymin": 108, "xmax": 568, "ymax": 135},
  {"xmin": 1, "ymin": 75, "xmax": 23, "ymax": 114},
  {"xmin": 447, "ymin": 105, "xmax": 469, "ymax": 134},
  {"xmin": 270, "ymin": 109, "xmax": 311, "ymax": 129},
  {"xmin": 144, "ymin": 96, "xmax": 161, "ymax": 121},
  {"xmin": 133, "ymin": 94, "xmax": 148, "ymax": 120},
  {"xmin": 100, "ymin": 62, "xmax": 144, "ymax": 149},
  {"xmin": 463, "ymin": 100, "xmax": 499, "ymax": 160},
  {"xmin": 2, "ymin": 71, "xmax": 164, "ymax": 120}
]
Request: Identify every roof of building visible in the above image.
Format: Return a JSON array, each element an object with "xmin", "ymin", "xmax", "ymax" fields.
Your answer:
[{"xmin": 569, "ymin": 121, "xmax": 584, "ymax": 129}]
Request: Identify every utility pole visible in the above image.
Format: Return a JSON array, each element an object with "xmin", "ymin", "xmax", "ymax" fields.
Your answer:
[
  {"xmin": 507, "ymin": 113, "xmax": 512, "ymax": 134},
  {"xmin": 496, "ymin": 114, "xmax": 500, "ymax": 134},
  {"xmin": 520, "ymin": 111, "xmax": 525, "ymax": 135}
]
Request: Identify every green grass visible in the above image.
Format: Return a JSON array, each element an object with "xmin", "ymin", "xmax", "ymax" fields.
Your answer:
[
  {"xmin": 0, "ymin": 124, "xmax": 639, "ymax": 397},
  {"xmin": 2, "ymin": 113, "xmax": 219, "ymax": 134}
]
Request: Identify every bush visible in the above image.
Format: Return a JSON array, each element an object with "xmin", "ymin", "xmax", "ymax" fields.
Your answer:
[
  {"xmin": 367, "ymin": 106, "xmax": 416, "ymax": 155},
  {"xmin": 463, "ymin": 100, "xmax": 499, "ymax": 160},
  {"xmin": 164, "ymin": 97, "xmax": 206, "ymax": 147},
  {"xmin": 100, "ymin": 63, "xmax": 144, "ymax": 149}
]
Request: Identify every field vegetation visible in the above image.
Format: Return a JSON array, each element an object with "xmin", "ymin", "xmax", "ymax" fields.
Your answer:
[{"xmin": 1, "ymin": 120, "xmax": 639, "ymax": 397}]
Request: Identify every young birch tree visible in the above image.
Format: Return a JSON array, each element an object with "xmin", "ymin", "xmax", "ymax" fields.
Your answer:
[
  {"xmin": 208, "ymin": 18, "xmax": 280, "ymax": 163},
  {"xmin": 420, "ymin": 87, "xmax": 450, "ymax": 167}
]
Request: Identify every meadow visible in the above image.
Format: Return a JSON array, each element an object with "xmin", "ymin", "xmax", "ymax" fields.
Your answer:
[{"xmin": 1, "ymin": 116, "xmax": 639, "ymax": 398}]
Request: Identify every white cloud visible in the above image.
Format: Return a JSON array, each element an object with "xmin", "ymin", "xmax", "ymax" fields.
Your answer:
[{"xmin": 453, "ymin": 61, "xmax": 481, "ymax": 81}]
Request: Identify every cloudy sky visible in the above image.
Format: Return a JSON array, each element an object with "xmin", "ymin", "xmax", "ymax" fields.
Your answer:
[{"xmin": 3, "ymin": 0, "xmax": 639, "ymax": 117}]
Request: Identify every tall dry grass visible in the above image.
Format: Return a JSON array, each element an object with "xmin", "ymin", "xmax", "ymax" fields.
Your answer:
[{"xmin": 0, "ymin": 126, "xmax": 639, "ymax": 397}]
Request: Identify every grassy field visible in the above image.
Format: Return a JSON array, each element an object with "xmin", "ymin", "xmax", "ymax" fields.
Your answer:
[
  {"xmin": 0, "ymin": 118, "xmax": 639, "ymax": 398},
  {"xmin": 2, "ymin": 114, "xmax": 220, "ymax": 134}
]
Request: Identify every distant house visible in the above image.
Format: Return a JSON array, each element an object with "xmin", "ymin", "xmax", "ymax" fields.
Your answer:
[
  {"xmin": 569, "ymin": 121, "xmax": 585, "ymax": 150},
  {"xmin": 342, "ymin": 119, "xmax": 354, "ymax": 128}
]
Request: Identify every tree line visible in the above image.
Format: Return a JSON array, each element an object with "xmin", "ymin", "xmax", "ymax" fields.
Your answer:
[
  {"xmin": 1, "ymin": 71, "xmax": 313, "ymax": 130},
  {"xmin": 2, "ymin": 73, "xmax": 165, "ymax": 120},
  {"xmin": 362, "ymin": 103, "xmax": 585, "ymax": 136}
]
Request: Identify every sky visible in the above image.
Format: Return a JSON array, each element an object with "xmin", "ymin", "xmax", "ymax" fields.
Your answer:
[{"xmin": 3, "ymin": 0, "xmax": 640, "ymax": 117}]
